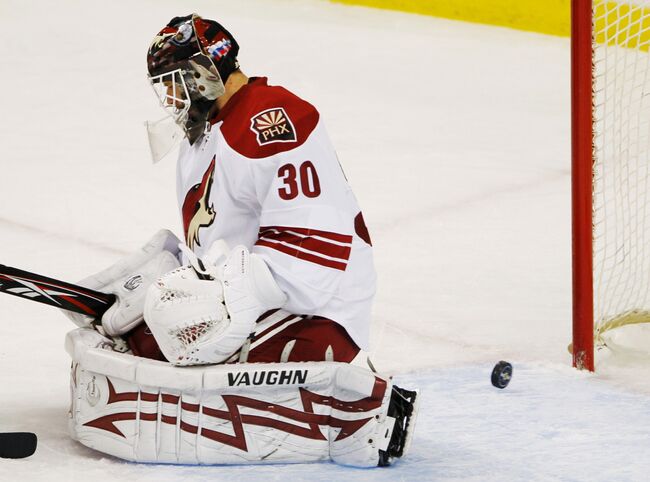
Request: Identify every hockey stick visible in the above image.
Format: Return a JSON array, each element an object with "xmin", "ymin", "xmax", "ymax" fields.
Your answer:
[
  {"xmin": 0, "ymin": 264, "xmax": 165, "ymax": 359},
  {"xmin": 0, "ymin": 432, "xmax": 37, "ymax": 459},
  {"xmin": 0, "ymin": 264, "xmax": 115, "ymax": 318},
  {"xmin": 0, "ymin": 268, "xmax": 114, "ymax": 460},
  {"xmin": 0, "ymin": 266, "xmax": 112, "ymax": 461}
]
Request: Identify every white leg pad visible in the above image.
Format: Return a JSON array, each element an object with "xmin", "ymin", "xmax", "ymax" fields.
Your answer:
[{"xmin": 66, "ymin": 328, "xmax": 395, "ymax": 467}]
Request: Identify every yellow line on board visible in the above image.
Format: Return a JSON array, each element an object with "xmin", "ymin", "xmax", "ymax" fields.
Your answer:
[
  {"xmin": 332, "ymin": 0, "xmax": 570, "ymax": 36},
  {"xmin": 334, "ymin": 0, "xmax": 650, "ymax": 47}
]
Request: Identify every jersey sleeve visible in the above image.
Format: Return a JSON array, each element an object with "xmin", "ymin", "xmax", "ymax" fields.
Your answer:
[
  {"xmin": 253, "ymin": 195, "xmax": 355, "ymax": 315},
  {"xmin": 217, "ymin": 79, "xmax": 361, "ymax": 316},
  {"xmin": 251, "ymin": 124, "xmax": 356, "ymax": 316}
]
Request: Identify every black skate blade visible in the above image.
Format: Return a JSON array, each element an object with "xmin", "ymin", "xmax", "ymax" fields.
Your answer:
[
  {"xmin": 0, "ymin": 432, "xmax": 37, "ymax": 459},
  {"xmin": 378, "ymin": 387, "xmax": 419, "ymax": 466},
  {"xmin": 401, "ymin": 389, "xmax": 420, "ymax": 457}
]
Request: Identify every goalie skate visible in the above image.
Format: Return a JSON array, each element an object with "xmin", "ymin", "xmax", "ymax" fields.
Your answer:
[{"xmin": 378, "ymin": 385, "xmax": 419, "ymax": 466}]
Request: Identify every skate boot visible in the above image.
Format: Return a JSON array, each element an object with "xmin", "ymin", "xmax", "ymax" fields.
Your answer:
[{"xmin": 378, "ymin": 385, "xmax": 419, "ymax": 466}]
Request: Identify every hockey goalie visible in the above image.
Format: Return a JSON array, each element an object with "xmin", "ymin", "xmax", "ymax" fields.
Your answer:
[{"xmin": 64, "ymin": 14, "xmax": 418, "ymax": 467}]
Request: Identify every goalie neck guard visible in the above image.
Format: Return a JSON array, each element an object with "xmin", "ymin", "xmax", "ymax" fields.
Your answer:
[{"xmin": 147, "ymin": 14, "xmax": 240, "ymax": 145}]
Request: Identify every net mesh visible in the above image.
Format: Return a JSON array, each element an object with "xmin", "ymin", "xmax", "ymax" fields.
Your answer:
[{"xmin": 592, "ymin": 0, "xmax": 650, "ymax": 340}]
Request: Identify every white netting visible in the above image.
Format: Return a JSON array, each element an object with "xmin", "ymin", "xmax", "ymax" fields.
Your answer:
[
  {"xmin": 592, "ymin": 0, "xmax": 650, "ymax": 340},
  {"xmin": 172, "ymin": 319, "xmax": 216, "ymax": 348}
]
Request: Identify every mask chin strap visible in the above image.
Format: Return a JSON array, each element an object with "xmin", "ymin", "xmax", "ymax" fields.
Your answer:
[{"xmin": 144, "ymin": 116, "xmax": 184, "ymax": 164}]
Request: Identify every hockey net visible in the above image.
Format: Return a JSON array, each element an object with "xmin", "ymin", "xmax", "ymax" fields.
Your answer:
[{"xmin": 573, "ymin": 0, "xmax": 650, "ymax": 369}]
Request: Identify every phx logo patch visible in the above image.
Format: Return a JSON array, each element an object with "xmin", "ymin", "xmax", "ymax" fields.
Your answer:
[{"xmin": 250, "ymin": 107, "xmax": 297, "ymax": 146}]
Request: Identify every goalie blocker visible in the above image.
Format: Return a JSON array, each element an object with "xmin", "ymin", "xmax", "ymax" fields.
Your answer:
[{"xmin": 66, "ymin": 328, "xmax": 418, "ymax": 467}]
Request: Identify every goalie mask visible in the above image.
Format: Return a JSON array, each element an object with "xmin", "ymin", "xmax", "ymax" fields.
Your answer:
[{"xmin": 146, "ymin": 14, "xmax": 240, "ymax": 159}]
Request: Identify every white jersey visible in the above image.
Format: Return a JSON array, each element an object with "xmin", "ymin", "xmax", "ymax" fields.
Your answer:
[{"xmin": 175, "ymin": 77, "xmax": 375, "ymax": 349}]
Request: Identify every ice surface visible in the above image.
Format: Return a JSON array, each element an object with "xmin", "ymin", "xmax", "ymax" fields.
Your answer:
[{"xmin": 1, "ymin": 0, "xmax": 649, "ymax": 480}]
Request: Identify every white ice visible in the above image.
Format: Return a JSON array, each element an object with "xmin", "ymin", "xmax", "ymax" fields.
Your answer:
[{"xmin": 1, "ymin": 0, "xmax": 649, "ymax": 480}]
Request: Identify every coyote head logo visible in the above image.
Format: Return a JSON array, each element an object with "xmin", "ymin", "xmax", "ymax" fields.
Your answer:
[{"xmin": 182, "ymin": 156, "xmax": 216, "ymax": 250}]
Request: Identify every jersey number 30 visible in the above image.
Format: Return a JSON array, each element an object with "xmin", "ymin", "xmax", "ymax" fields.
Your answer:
[{"xmin": 277, "ymin": 161, "xmax": 321, "ymax": 200}]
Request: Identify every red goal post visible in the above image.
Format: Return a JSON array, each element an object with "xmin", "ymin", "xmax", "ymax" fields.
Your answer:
[
  {"xmin": 572, "ymin": 0, "xmax": 650, "ymax": 371},
  {"xmin": 572, "ymin": 0, "xmax": 595, "ymax": 371}
]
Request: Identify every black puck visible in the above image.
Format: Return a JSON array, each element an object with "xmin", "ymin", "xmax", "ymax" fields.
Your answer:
[
  {"xmin": 491, "ymin": 361, "xmax": 513, "ymax": 389},
  {"xmin": 0, "ymin": 432, "xmax": 37, "ymax": 459}
]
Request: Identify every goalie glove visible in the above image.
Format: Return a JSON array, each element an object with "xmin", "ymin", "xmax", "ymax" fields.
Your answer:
[
  {"xmin": 64, "ymin": 230, "xmax": 181, "ymax": 336},
  {"xmin": 144, "ymin": 242, "xmax": 287, "ymax": 365}
]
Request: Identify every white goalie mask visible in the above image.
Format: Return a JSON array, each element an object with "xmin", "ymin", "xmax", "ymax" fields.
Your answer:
[
  {"xmin": 150, "ymin": 70, "xmax": 191, "ymax": 133},
  {"xmin": 145, "ymin": 56, "xmax": 226, "ymax": 163},
  {"xmin": 145, "ymin": 14, "xmax": 239, "ymax": 162}
]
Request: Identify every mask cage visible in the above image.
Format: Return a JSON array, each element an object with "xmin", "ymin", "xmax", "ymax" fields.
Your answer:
[
  {"xmin": 148, "ymin": 53, "xmax": 225, "ymax": 144},
  {"xmin": 149, "ymin": 69, "xmax": 191, "ymax": 132}
]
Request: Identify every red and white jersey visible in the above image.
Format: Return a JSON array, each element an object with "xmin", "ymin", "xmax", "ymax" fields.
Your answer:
[{"xmin": 175, "ymin": 77, "xmax": 375, "ymax": 349}]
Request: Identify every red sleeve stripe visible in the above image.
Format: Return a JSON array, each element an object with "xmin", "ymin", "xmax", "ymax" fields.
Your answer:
[
  {"xmin": 256, "ymin": 225, "xmax": 353, "ymax": 270},
  {"xmin": 251, "ymin": 315, "xmax": 304, "ymax": 347},
  {"xmin": 258, "ymin": 229, "xmax": 352, "ymax": 261},
  {"xmin": 259, "ymin": 225, "xmax": 352, "ymax": 244},
  {"xmin": 256, "ymin": 239, "xmax": 348, "ymax": 271},
  {"xmin": 261, "ymin": 228, "xmax": 352, "ymax": 248}
]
